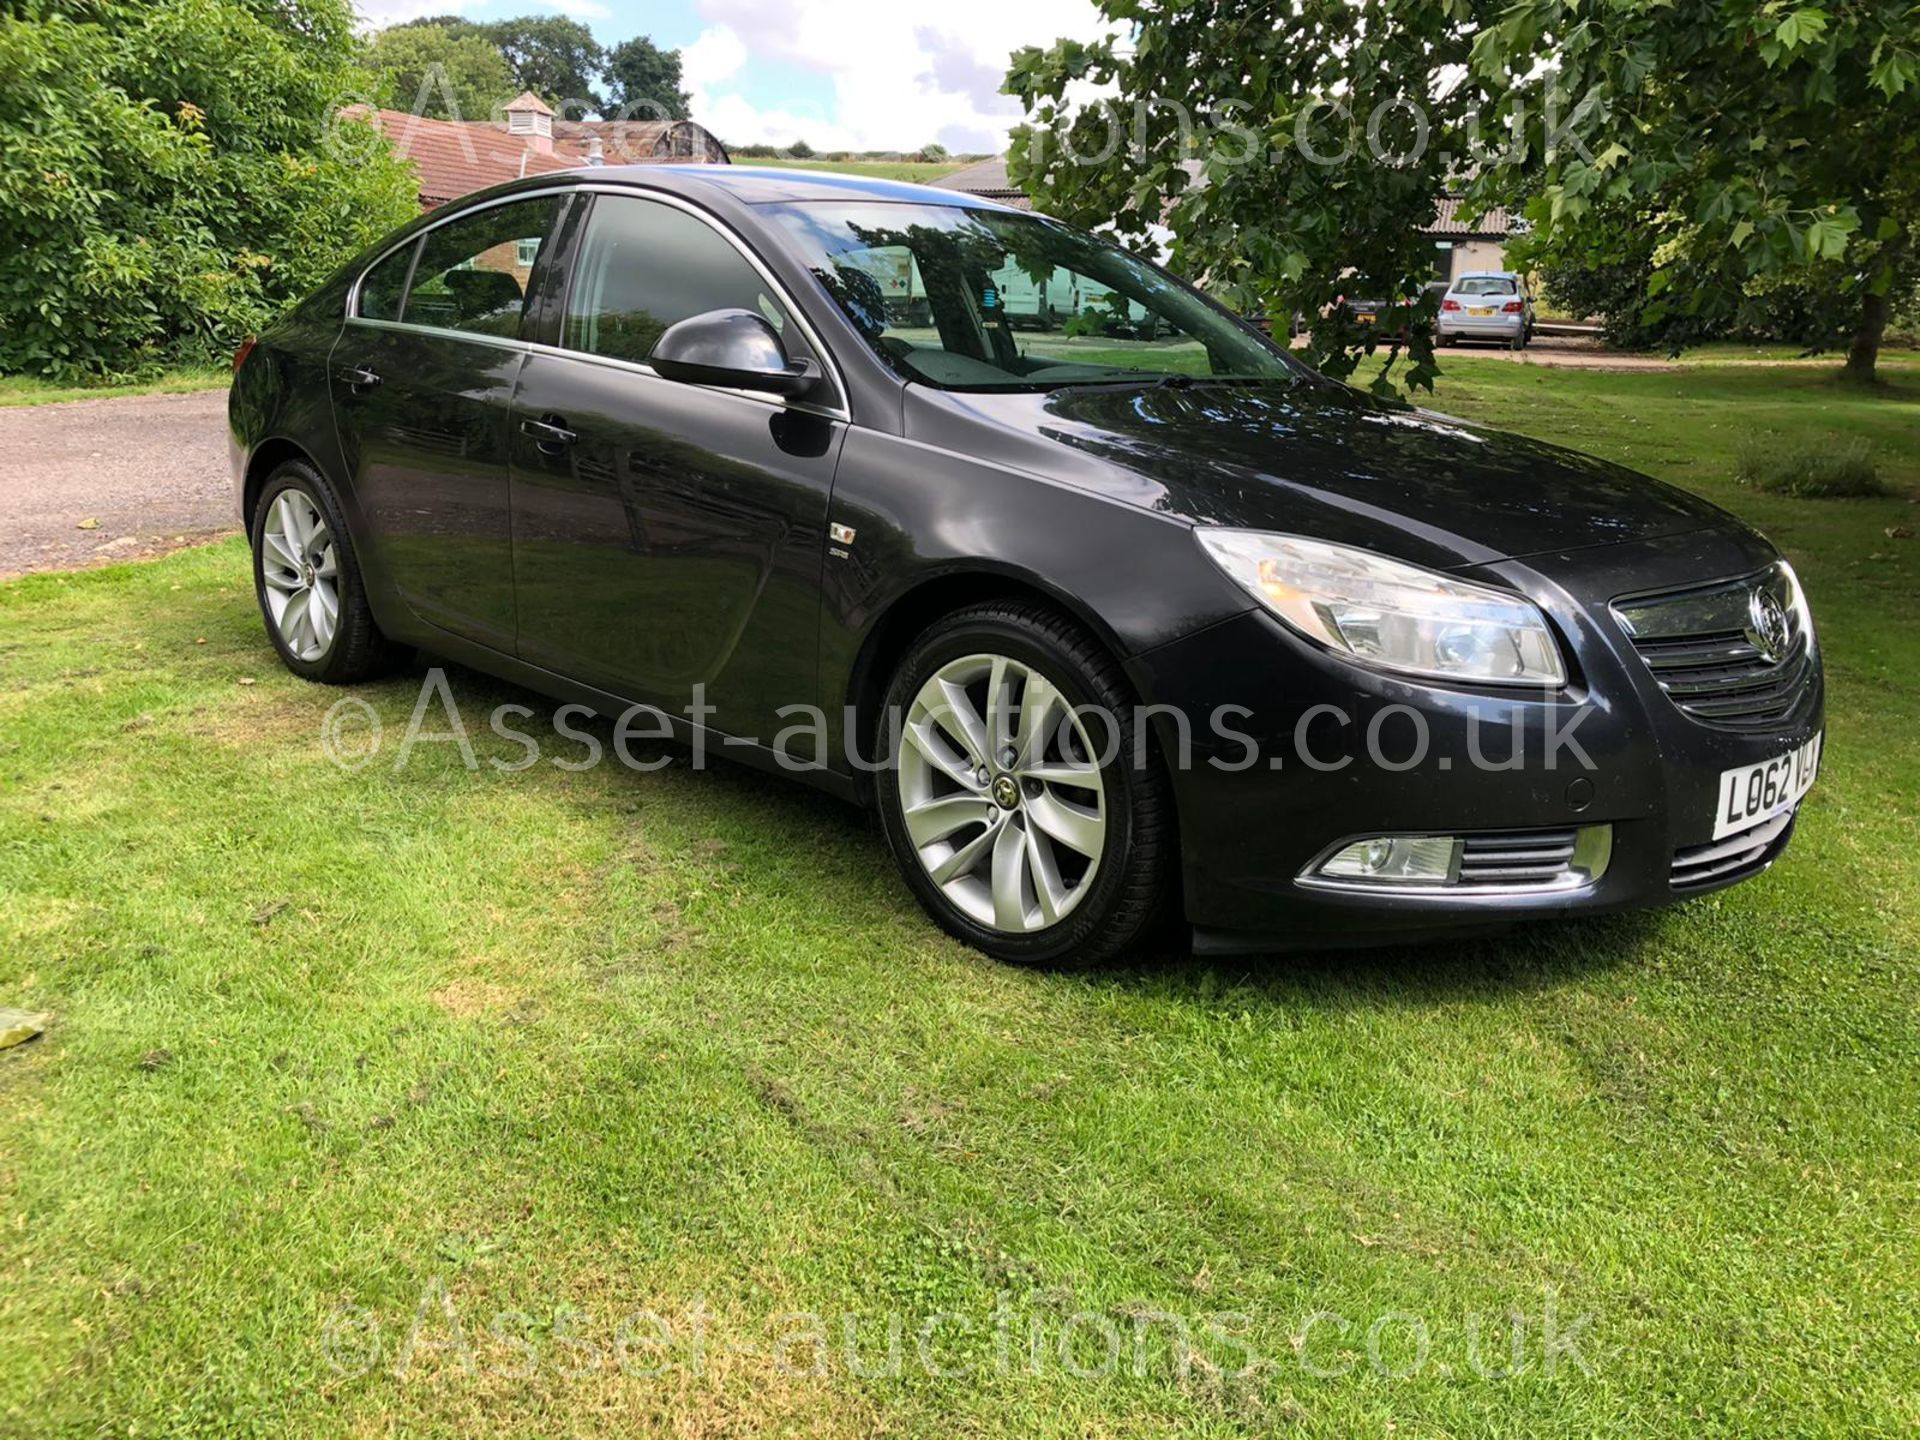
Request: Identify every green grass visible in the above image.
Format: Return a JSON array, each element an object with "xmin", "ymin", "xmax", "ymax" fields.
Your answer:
[
  {"xmin": 740, "ymin": 157, "xmax": 970, "ymax": 183},
  {"xmin": 1735, "ymin": 433, "xmax": 1885, "ymax": 498},
  {"xmin": 0, "ymin": 366, "xmax": 229, "ymax": 408},
  {"xmin": 2, "ymin": 358, "xmax": 1918, "ymax": 1436}
]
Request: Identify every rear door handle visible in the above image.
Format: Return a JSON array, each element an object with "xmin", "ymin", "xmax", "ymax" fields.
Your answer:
[
  {"xmin": 520, "ymin": 416, "xmax": 577, "ymax": 452},
  {"xmin": 335, "ymin": 366, "xmax": 381, "ymax": 392}
]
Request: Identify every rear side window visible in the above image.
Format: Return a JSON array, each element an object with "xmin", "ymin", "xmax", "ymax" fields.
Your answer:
[
  {"xmin": 401, "ymin": 196, "xmax": 561, "ymax": 339},
  {"xmin": 562, "ymin": 195, "xmax": 792, "ymax": 366},
  {"xmin": 357, "ymin": 242, "xmax": 415, "ymax": 321}
]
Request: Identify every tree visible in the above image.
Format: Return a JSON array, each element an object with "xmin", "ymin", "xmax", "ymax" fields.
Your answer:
[
  {"xmin": 1463, "ymin": 0, "xmax": 1917, "ymax": 382},
  {"xmin": 1006, "ymin": 5, "xmax": 1486, "ymax": 394},
  {"xmin": 481, "ymin": 15, "xmax": 606, "ymax": 114},
  {"xmin": 1006, "ymin": 0, "xmax": 1920, "ymax": 388},
  {"xmin": 391, "ymin": 13, "xmax": 606, "ymax": 114},
  {"xmin": 359, "ymin": 22, "xmax": 516, "ymax": 121},
  {"xmin": 788, "ymin": 138, "xmax": 814, "ymax": 159},
  {"xmin": 604, "ymin": 36, "xmax": 690, "ymax": 120},
  {"xmin": 0, "ymin": 0, "xmax": 419, "ymax": 378}
]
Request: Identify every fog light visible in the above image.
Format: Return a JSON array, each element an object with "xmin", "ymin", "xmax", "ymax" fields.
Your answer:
[{"xmin": 1316, "ymin": 835, "xmax": 1459, "ymax": 885}]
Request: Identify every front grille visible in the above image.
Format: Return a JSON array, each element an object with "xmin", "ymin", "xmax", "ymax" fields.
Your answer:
[
  {"xmin": 1671, "ymin": 809, "xmax": 1795, "ymax": 890},
  {"xmin": 1457, "ymin": 829, "xmax": 1581, "ymax": 887},
  {"xmin": 1613, "ymin": 566, "xmax": 1814, "ymax": 732}
]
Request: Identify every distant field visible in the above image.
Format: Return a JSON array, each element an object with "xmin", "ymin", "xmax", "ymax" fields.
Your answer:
[
  {"xmin": 0, "ymin": 366, "xmax": 228, "ymax": 408},
  {"xmin": 738, "ymin": 157, "xmax": 970, "ymax": 183}
]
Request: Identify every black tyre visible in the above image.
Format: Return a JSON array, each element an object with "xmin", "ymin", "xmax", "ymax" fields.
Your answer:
[
  {"xmin": 876, "ymin": 601, "xmax": 1176, "ymax": 967},
  {"xmin": 250, "ymin": 460, "xmax": 404, "ymax": 684}
]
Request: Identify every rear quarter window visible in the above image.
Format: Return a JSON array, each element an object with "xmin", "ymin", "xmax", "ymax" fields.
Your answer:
[{"xmin": 357, "ymin": 242, "xmax": 416, "ymax": 321}]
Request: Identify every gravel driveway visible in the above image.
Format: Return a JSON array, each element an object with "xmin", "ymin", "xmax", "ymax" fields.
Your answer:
[{"xmin": 0, "ymin": 388, "xmax": 236, "ymax": 579}]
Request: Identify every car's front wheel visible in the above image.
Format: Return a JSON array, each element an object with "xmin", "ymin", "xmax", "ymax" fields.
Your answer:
[
  {"xmin": 876, "ymin": 601, "xmax": 1175, "ymax": 967},
  {"xmin": 251, "ymin": 460, "xmax": 403, "ymax": 684}
]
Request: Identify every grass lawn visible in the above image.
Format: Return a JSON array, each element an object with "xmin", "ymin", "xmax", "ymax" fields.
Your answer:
[
  {"xmin": 2, "ymin": 356, "xmax": 1916, "ymax": 1436},
  {"xmin": 0, "ymin": 366, "xmax": 229, "ymax": 408},
  {"xmin": 740, "ymin": 158, "xmax": 969, "ymax": 183}
]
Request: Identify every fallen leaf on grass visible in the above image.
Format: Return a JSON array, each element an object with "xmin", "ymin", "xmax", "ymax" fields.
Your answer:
[
  {"xmin": 1886, "ymin": 526, "xmax": 1912, "ymax": 540},
  {"xmin": 0, "ymin": 1010, "xmax": 48, "ymax": 1049},
  {"xmin": 75, "ymin": 517, "xmax": 100, "ymax": 531},
  {"xmin": 250, "ymin": 899, "xmax": 290, "ymax": 927}
]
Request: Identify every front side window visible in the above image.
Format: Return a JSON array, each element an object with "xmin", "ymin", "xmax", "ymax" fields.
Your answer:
[
  {"xmin": 401, "ymin": 196, "xmax": 560, "ymax": 339},
  {"xmin": 563, "ymin": 195, "xmax": 794, "ymax": 367},
  {"xmin": 357, "ymin": 241, "xmax": 415, "ymax": 321},
  {"xmin": 768, "ymin": 201, "xmax": 1303, "ymax": 392}
]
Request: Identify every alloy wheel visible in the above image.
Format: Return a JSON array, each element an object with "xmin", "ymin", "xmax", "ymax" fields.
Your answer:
[
  {"xmin": 260, "ymin": 487, "xmax": 340, "ymax": 663},
  {"xmin": 897, "ymin": 653, "xmax": 1109, "ymax": 933}
]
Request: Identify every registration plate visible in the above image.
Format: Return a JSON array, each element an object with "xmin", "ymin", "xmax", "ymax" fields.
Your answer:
[
  {"xmin": 1468, "ymin": 306, "xmax": 1496, "ymax": 316},
  {"xmin": 1712, "ymin": 734, "xmax": 1821, "ymax": 840},
  {"xmin": 1356, "ymin": 312, "xmax": 1376, "ymax": 324}
]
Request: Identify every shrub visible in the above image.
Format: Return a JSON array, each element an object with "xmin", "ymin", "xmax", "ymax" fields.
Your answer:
[
  {"xmin": 1735, "ymin": 435, "xmax": 1885, "ymax": 498},
  {"xmin": 0, "ymin": 0, "xmax": 420, "ymax": 381}
]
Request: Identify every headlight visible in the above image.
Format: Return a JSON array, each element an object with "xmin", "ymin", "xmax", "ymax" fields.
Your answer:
[{"xmin": 1195, "ymin": 530, "xmax": 1567, "ymax": 686}]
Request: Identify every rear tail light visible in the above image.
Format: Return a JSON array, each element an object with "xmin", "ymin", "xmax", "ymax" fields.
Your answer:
[
  {"xmin": 1441, "ymin": 299, "xmax": 1461, "ymax": 312},
  {"xmin": 232, "ymin": 336, "xmax": 258, "ymax": 374},
  {"xmin": 1502, "ymin": 301, "xmax": 1524, "ymax": 313}
]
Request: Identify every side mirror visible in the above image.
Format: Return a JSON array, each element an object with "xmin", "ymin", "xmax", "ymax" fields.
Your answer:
[{"xmin": 650, "ymin": 308, "xmax": 816, "ymax": 399}]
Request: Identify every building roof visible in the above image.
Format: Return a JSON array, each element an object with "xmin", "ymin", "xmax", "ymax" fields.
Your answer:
[
  {"xmin": 932, "ymin": 156, "xmax": 1013, "ymax": 192},
  {"xmin": 550, "ymin": 118, "xmax": 730, "ymax": 165},
  {"xmin": 352, "ymin": 108, "xmax": 578, "ymax": 207},
  {"xmin": 503, "ymin": 91, "xmax": 553, "ymax": 116},
  {"xmin": 929, "ymin": 156, "xmax": 1031, "ymax": 208},
  {"xmin": 1425, "ymin": 196, "xmax": 1516, "ymax": 238}
]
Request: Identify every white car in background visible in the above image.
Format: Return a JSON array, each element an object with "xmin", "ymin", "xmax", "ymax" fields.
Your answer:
[{"xmin": 1438, "ymin": 271, "xmax": 1534, "ymax": 350}]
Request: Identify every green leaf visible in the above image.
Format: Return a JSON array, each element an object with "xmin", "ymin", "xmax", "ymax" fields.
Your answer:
[
  {"xmin": 1772, "ymin": 9, "xmax": 1829, "ymax": 53},
  {"xmin": 1803, "ymin": 215, "xmax": 1853, "ymax": 261}
]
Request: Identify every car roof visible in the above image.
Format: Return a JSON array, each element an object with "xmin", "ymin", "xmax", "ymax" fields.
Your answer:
[{"xmin": 558, "ymin": 163, "xmax": 1018, "ymax": 210}]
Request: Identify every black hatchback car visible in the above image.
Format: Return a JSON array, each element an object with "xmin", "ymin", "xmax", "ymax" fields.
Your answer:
[{"xmin": 230, "ymin": 166, "xmax": 1824, "ymax": 965}]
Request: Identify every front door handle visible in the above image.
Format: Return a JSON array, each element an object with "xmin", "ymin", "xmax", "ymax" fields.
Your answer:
[
  {"xmin": 334, "ymin": 365, "xmax": 381, "ymax": 393},
  {"xmin": 520, "ymin": 415, "xmax": 577, "ymax": 452}
]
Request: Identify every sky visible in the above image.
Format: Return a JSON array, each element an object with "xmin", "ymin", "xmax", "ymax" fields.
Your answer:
[{"xmin": 353, "ymin": 0, "xmax": 1114, "ymax": 153}]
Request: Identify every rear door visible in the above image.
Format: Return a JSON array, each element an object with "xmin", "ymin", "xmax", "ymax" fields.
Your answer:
[
  {"xmin": 508, "ymin": 191, "xmax": 847, "ymax": 747},
  {"xmin": 330, "ymin": 192, "xmax": 565, "ymax": 652}
]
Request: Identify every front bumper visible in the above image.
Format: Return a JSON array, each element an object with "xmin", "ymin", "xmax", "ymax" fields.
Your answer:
[{"xmin": 1127, "ymin": 526, "xmax": 1824, "ymax": 947}]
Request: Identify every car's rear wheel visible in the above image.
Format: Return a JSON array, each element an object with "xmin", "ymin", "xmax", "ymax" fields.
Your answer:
[
  {"xmin": 876, "ymin": 601, "xmax": 1175, "ymax": 967},
  {"xmin": 251, "ymin": 460, "xmax": 403, "ymax": 684}
]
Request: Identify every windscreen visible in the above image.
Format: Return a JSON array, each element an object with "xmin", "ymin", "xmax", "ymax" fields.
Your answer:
[{"xmin": 768, "ymin": 201, "xmax": 1303, "ymax": 392}]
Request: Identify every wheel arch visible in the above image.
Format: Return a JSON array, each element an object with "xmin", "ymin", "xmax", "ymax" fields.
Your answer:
[
  {"xmin": 840, "ymin": 565, "xmax": 1140, "ymax": 804},
  {"xmin": 241, "ymin": 437, "xmax": 318, "ymax": 535}
]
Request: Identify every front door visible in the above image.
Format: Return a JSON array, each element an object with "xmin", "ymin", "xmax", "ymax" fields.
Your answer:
[
  {"xmin": 509, "ymin": 193, "xmax": 846, "ymax": 746},
  {"xmin": 329, "ymin": 193, "xmax": 563, "ymax": 652}
]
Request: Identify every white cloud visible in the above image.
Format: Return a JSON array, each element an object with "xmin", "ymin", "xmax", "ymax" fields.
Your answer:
[
  {"xmin": 681, "ymin": 25, "xmax": 748, "ymax": 93},
  {"xmin": 684, "ymin": 0, "xmax": 1114, "ymax": 151}
]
